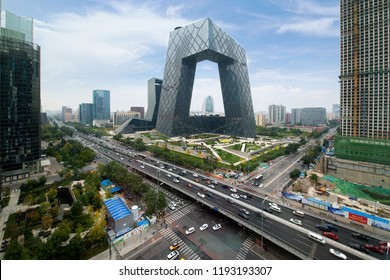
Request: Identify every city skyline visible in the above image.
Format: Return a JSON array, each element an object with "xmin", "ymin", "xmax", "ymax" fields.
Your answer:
[{"xmin": 2, "ymin": 0, "xmax": 340, "ymax": 113}]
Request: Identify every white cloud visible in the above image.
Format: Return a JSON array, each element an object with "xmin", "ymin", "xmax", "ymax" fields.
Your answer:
[{"xmin": 277, "ymin": 17, "xmax": 338, "ymax": 36}]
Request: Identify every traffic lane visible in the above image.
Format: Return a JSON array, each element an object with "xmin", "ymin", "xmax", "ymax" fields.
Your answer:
[
  {"xmin": 175, "ymin": 206, "xmax": 254, "ymax": 260},
  {"xmin": 126, "ymin": 236, "xmax": 169, "ymax": 260}
]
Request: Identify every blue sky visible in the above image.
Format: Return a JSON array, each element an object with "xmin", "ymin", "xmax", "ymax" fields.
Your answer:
[{"xmin": 3, "ymin": 0, "xmax": 340, "ymax": 114}]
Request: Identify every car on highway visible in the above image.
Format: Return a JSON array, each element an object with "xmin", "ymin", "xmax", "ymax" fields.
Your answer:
[
  {"xmin": 240, "ymin": 208, "xmax": 250, "ymax": 215},
  {"xmin": 192, "ymin": 173, "xmax": 198, "ymax": 177},
  {"xmin": 221, "ymin": 185, "xmax": 229, "ymax": 189},
  {"xmin": 365, "ymin": 244, "xmax": 383, "ymax": 254},
  {"xmin": 173, "ymin": 178, "xmax": 180, "ymax": 183},
  {"xmin": 226, "ymin": 198, "xmax": 234, "ymax": 204},
  {"xmin": 240, "ymin": 194, "xmax": 248, "ymax": 199},
  {"xmin": 166, "ymin": 174, "xmax": 172, "ymax": 178},
  {"xmin": 200, "ymin": 224, "xmax": 208, "ymax": 231},
  {"xmin": 169, "ymin": 242, "xmax": 180, "ymax": 251},
  {"xmin": 349, "ymin": 243, "xmax": 368, "ymax": 253},
  {"xmin": 238, "ymin": 212, "xmax": 249, "ymax": 220},
  {"xmin": 255, "ymin": 211, "xmax": 266, "ymax": 218},
  {"xmin": 352, "ymin": 233, "xmax": 370, "ymax": 242},
  {"xmin": 289, "ymin": 218, "xmax": 302, "ymax": 226},
  {"xmin": 329, "ymin": 248, "xmax": 347, "ymax": 260},
  {"xmin": 168, "ymin": 204, "xmax": 175, "ymax": 211},
  {"xmin": 269, "ymin": 202, "xmax": 278, "ymax": 208},
  {"xmin": 170, "ymin": 202, "xmax": 177, "ymax": 207},
  {"xmin": 168, "ymin": 168, "xmax": 173, "ymax": 171},
  {"xmin": 263, "ymin": 207, "xmax": 272, "ymax": 213},
  {"xmin": 187, "ymin": 183, "xmax": 192, "ymax": 188},
  {"xmin": 185, "ymin": 227, "xmax": 195, "ymax": 235},
  {"xmin": 231, "ymin": 193, "xmax": 239, "ymax": 199},
  {"xmin": 167, "ymin": 250, "xmax": 180, "ymax": 260},
  {"xmin": 197, "ymin": 192, "xmax": 206, "ymax": 198},
  {"xmin": 208, "ymin": 184, "xmax": 215, "ymax": 189},
  {"xmin": 230, "ymin": 187, "xmax": 237, "ymax": 193},
  {"xmin": 316, "ymin": 224, "xmax": 332, "ymax": 232},
  {"xmin": 140, "ymin": 165, "xmax": 145, "ymax": 169},
  {"xmin": 206, "ymin": 193, "xmax": 214, "ymax": 198},
  {"xmin": 213, "ymin": 224, "xmax": 222, "ymax": 231},
  {"xmin": 259, "ymin": 183, "xmax": 264, "ymax": 188},
  {"xmin": 323, "ymin": 232, "xmax": 338, "ymax": 241}
]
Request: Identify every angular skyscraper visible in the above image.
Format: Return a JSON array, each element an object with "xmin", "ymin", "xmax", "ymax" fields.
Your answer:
[
  {"xmin": 156, "ymin": 18, "xmax": 256, "ymax": 137},
  {"xmin": 93, "ymin": 90, "xmax": 110, "ymax": 121},
  {"xmin": 1, "ymin": 8, "xmax": 41, "ymax": 183},
  {"xmin": 337, "ymin": 0, "xmax": 390, "ymax": 165}
]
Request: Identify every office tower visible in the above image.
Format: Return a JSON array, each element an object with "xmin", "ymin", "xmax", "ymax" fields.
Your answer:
[
  {"xmin": 337, "ymin": 0, "xmax": 390, "ymax": 165},
  {"xmin": 61, "ymin": 106, "xmax": 73, "ymax": 122},
  {"xmin": 268, "ymin": 105, "xmax": 286, "ymax": 124},
  {"xmin": 291, "ymin": 108, "xmax": 302, "ymax": 125},
  {"xmin": 255, "ymin": 114, "xmax": 266, "ymax": 127},
  {"xmin": 130, "ymin": 107, "xmax": 144, "ymax": 119},
  {"xmin": 332, "ymin": 104, "xmax": 340, "ymax": 120},
  {"xmin": 144, "ymin": 78, "xmax": 162, "ymax": 126},
  {"xmin": 156, "ymin": 18, "xmax": 256, "ymax": 138},
  {"xmin": 0, "ymin": 7, "xmax": 41, "ymax": 183},
  {"xmin": 300, "ymin": 107, "xmax": 326, "ymax": 126},
  {"xmin": 79, "ymin": 103, "xmax": 93, "ymax": 126},
  {"xmin": 93, "ymin": 90, "xmax": 110, "ymax": 121},
  {"xmin": 202, "ymin": 96, "xmax": 214, "ymax": 115}
]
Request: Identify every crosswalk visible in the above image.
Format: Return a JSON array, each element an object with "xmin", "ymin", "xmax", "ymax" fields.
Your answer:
[
  {"xmin": 160, "ymin": 227, "xmax": 201, "ymax": 260},
  {"xmin": 165, "ymin": 203, "xmax": 198, "ymax": 224},
  {"xmin": 235, "ymin": 234, "xmax": 256, "ymax": 260}
]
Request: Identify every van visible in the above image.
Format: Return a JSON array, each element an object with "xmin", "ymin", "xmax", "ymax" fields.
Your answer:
[
  {"xmin": 270, "ymin": 204, "xmax": 281, "ymax": 213},
  {"xmin": 308, "ymin": 232, "xmax": 326, "ymax": 245},
  {"xmin": 293, "ymin": 210, "xmax": 305, "ymax": 218}
]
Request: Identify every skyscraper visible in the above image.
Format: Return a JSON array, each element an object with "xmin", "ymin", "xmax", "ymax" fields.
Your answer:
[
  {"xmin": 79, "ymin": 103, "xmax": 93, "ymax": 126},
  {"xmin": 1, "ymin": 7, "xmax": 41, "ymax": 183},
  {"xmin": 202, "ymin": 96, "xmax": 214, "ymax": 115},
  {"xmin": 255, "ymin": 113, "xmax": 266, "ymax": 127},
  {"xmin": 268, "ymin": 105, "xmax": 286, "ymax": 124},
  {"xmin": 93, "ymin": 90, "xmax": 110, "ymax": 121},
  {"xmin": 336, "ymin": 0, "xmax": 390, "ymax": 165},
  {"xmin": 291, "ymin": 108, "xmax": 302, "ymax": 125},
  {"xmin": 332, "ymin": 104, "xmax": 340, "ymax": 120},
  {"xmin": 300, "ymin": 107, "xmax": 326, "ymax": 126},
  {"xmin": 156, "ymin": 18, "xmax": 256, "ymax": 138},
  {"xmin": 61, "ymin": 106, "xmax": 73, "ymax": 122}
]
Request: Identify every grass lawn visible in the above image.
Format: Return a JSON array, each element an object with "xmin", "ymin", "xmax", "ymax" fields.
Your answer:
[{"xmin": 215, "ymin": 149, "xmax": 243, "ymax": 164}]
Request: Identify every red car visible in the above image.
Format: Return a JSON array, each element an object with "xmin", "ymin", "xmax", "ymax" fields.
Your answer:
[
  {"xmin": 379, "ymin": 241, "xmax": 389, "ymax": 251},
  {"xmin": 323, "ymin": 231, "xmax": 339, "ymax": 241},
  {"xmin": 365, "ymin": 244, "xmax": 384, "ymax": 255}
]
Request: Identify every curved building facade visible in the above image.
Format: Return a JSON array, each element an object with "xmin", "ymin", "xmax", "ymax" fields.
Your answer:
[{"xmin": 156, "ymin": 18, "xmax": 256, "ymax": 137}]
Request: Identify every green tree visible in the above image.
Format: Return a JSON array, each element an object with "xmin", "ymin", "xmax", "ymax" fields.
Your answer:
[
  {"xmin": 289, "ymin": 169, "xmax": 301, "ymax": 179},
  {"xmin": 310, "ymin": 173, "xmax": 319, "ymax": 185},
  {"xmin": 3, "ymin": 241, "xmax": 31, "ymax": 260}
]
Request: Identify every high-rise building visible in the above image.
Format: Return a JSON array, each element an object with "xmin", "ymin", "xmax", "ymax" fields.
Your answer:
[
  {"xmin": 337, "ymin": 0, "xmax": 390, "ymax": 165},
  {"xmin": 79, "ymin": 103, "xmax": 93, "ymax": 126},
  {"xmin": 156, "ymin": 18, "xmax": 256, "ymax": 138},
  {"xmin": 255, "ymin": 114, "xmax": 267, "ymax": 127},
  {"xmin": 300, "ymin": 107, "xmax": 326, "ymax": 126},
  {"xmin": 1, "ymin": 6, "xmax": 41, "ymax": 183},
  {"xmin": 332, "ymin": 104, "xmax": 340, "ymax": 120},
  {"xmin": 113, "ymin": 111, "xmax": 141, "ymax": 126},
  {"xmin": 93, "ymin": 89, "xmax": 110, "ymax": 121},
  {"xmin": 130, "ymin": 107, "xmax": 144, "ymax": 119},
  {"xmin": 268, "ymin": 105, "xmax": 286, "ymax": 124},
  {"xmin": 202, "ymin": 96, "xmax": 214, "ymax": 115},
  {"xmin": 61, "ymin": 106, "xmax": 73, "ymax": 123},
  {"xmin": 291, "ymin": 108, "xmax": 302, "ymax": 125}
]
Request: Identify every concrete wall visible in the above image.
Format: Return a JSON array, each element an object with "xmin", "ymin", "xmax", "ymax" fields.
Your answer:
[{"xmin": 325, "ymin": 157, "xmax": 390, "ymax": 188}]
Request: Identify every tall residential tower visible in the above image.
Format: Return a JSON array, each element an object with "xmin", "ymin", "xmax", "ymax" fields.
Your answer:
[{"xmin": 336, "ymin": 0, "xmax": 390, "ymax": 165}]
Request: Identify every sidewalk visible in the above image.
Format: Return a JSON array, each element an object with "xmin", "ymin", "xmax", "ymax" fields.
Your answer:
[{"xmin": 90, "ymin": 223, "xmax": 162, "ymax": 260}]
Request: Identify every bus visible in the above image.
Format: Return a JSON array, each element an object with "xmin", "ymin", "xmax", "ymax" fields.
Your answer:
[{"xmin": 254, "ymin": 174, "xmax": 263, "ymax": 181}]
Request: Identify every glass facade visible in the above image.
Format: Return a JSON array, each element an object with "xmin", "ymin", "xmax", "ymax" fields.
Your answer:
[
  {"xmin": 79, "ymin": 103, "xmax": 93, "ymax": 125},
  {"xmin": 300, "ymin": 107, "xmax": 327, "ymax": 126},
  {"xmin": 0, "ymin": 36, "xmax": 41, "ymax": 180},
  {"xmin": 156, "ymin": 18, "xmax": 256, "ymax": 138},
  {"xmin": 203, "ymin": 95, "xmax": 214, "ymax": 114},
  {"xmin": 93, "ymin": 89, "xmax": 110, "ymax": 121}
]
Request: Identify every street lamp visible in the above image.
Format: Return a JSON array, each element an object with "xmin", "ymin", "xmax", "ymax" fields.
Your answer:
[
  {"xmin": 261, "ymin": 195, "xmax": 268, "ymax": 251},
  {"xmin": 156, "ymin": 170, "xmax": 160, "ymax": 229}
]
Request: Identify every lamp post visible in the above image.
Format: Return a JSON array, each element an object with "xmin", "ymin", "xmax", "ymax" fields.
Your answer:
[
  {"xmin": 156, "ymin": 170, "xmax": 160, "ymax": 229},
  {"xmin": 261, "ymin": 195, "xmax": 268, "ymax": 251}
]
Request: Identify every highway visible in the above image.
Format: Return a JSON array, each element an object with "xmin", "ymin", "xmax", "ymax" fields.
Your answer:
[{"xmin": 69, "ymin": 129, "xmax": 386, "ymax": 260}]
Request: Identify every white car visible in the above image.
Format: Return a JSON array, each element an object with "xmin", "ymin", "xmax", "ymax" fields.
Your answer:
[
  {"xmin": 166, "ymin": 174, "xmax": 172, "ymax": 178},
  {"xmin": 192, "ymin": 173, "xmax": 198, "ymax": 177},
  {"xmin": 168, "ymin": 204, "xmax": 175, "ymax": 210},
  {"xmin": 197, "ymin": 192, "xmax": 206, "ymax": 198},
  {"xmin": 173, "ymin": 178, "xmax": 180, "ymax": 183},
  {"xmin": 269, "ymin": 202, "xmax": 278, "ymax": 208},
  {"xmin": 240, "ymin": 194, "xmax": 248, "ymax": 199},
  {"xmin": 231, "ymin": 193, "xmax": 239, "ymax": 199},
  {"xmin": 167, "ymin": 250, "xmax": 180, "ymax": 260},
  {"xmin": 168, "ymin": 168, "xmax": 173, "ymax": 171},
  {"xmin": 208, "ymin": 184, "xmax": 215, "ymax": 189},
  {"xmin": 170, "ymin": 202, "xmax": 177, "ymax": 207},
  {"xmin": 240, "ymin": 208, "xmax": 250, "ymax": 215},
  {"xmin": 140, "ymin": 165, "xmax": 145, "ymax": 169},
  {"xmin": 212, "ymin": 224, "xmax": 222, "ymax": 231},
  {"xmin": 200, "ymin": 224, "xmax": 208, "ymax": 231},
  {"xmin": 259, "ymin": 183, "xmax": 264, "ymax": 188},
  {"xmin": 185, "ymin": 227, "xmax": 195, "ymax": 235},
  {"xmin": 329, "ymin": 248, "xmax": 347, "ymax": 260},
  {"xmin": 289, "ymin": 218, "xmax": 302, "ymax": 226},
  {"xmin": 230, "ymin": 187, "xmax": 237, "ymax": 193}
]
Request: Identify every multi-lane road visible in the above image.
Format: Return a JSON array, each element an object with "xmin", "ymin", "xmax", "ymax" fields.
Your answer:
[{"xmin": 71, "ymin": 130, "xmax": 387, "ymax": 260}]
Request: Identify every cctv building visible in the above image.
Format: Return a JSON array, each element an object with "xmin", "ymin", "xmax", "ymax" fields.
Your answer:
[{"xmin": 156, "ymin": 18, "xmax": 256, "ymax": 138}]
